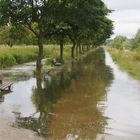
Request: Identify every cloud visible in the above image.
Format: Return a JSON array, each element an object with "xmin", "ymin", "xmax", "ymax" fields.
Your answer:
[
  {"xmin": 109, "ymin": 9, "xmax": 140, "ymax": 38},
  {"xmin": 103, "ymin": 0, "xmax": 140, "ymax": 10},
  {"xmin": 113, "ymin": 23, "xmax": 140, "ymax": 38},
  {"xmin": 102, "ymin": 0, "xmax": 140, "ymax": 38},
  {"xmin": 110, "ymin": 10, "xmax": 140, "ymax": 24}
]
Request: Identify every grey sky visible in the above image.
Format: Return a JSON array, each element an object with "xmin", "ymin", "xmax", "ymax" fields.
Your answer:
[
  {"xmin": 103, "ymin": 0, "xmax": 140, "ymax": 38},
  {"xmin": 103, "ymin": 0, "xmax": 140, "ymax": 10}
]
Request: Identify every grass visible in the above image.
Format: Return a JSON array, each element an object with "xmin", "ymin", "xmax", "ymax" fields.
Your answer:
[
  {"xmin": 0, "ymin": 45, "xmax": 38, "ymax": 68},
  {"xmin": 44, "ymin": 44, "xmax": 71, "ymax": 66},
  {"xmin": 107, "ymin": 47, "xmax": 140, "ymax": 80},
  {"xmin": 0, "ymin": 45, "xmax": 72, "ymax": 68}
]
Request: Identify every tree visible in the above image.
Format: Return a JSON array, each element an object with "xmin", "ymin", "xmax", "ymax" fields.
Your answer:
[
  {"xmin": 111, "ymin": 36, "xmax": 129, "ymax": 50},
  {"xmin": 0, "ymin": 25, "xmax": 34, "ymax": 47},
  {"xmin": 0, "ymin": 0, "xmax": 113, "ymax": 68},
  {"xmin": 134, "ymin": 29, "xmax": 140, "ymax": 49},
  {"xmin": 0, "ymin": 26, "xmax": 12, "ymax": 46},
  {"xmin": 44, "ymin": 0, "xmax": 113, "ymax": 59},
  {"xmin": 0, "ymin": 0, "xmax": 58, "ymax": 74},
  {"xmin": 65, "ymin": 0, "xmax": 113, "ymax": 58}
]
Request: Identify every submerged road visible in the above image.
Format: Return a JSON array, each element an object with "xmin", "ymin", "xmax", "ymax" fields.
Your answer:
[
  {"xmin": 97, "ymin": 52, "xmax": 140, "ymax": 140},
  {"xmin": 0, "ymin": 49, "xmax": 140, "ymax": 140}
]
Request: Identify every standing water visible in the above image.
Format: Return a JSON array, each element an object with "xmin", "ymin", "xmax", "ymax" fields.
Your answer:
[
  {"xmin": 0, "ymin": 48, "xmax": 140, "ymax": 140},
  {"xmin": 99, "ymin": 51, "xmax": 140, "ymax": 140}
]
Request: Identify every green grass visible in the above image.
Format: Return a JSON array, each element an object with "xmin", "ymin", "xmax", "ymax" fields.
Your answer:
[
  {"xmin": 0, "ymin": 45, "xmax": 72, "ymax": 68},
  {"xmin": 0, "ymin": 45, "xmax": 38, "ymax": 68},
  {"xmin": 107, "ymin": 47, "xmax": 140, "ymax": 80},
  {"xmin": 44, "ymin": 45, "xmax": 71, "ymax": 66}
]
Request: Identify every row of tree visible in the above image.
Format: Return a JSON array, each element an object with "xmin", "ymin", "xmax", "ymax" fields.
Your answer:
[
  {"xmin": 0, "ymin": 0, "xmax": 113, "ymax": 73},
  {"xmin": 108, "ymin": 29, "xmax": 140, "ymax": 50}
]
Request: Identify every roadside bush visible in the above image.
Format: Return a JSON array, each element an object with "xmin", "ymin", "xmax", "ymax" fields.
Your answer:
[
  {"xmin": 0, "ymin": 53, "xmax": 16, "ymax": 68},
  {"xmin": 0, "ymin": 45, "xmax": 72, "ymax": 68},
  {"xmin": 0, "ymin": 46, "xmax": 39, "ymax": 68}
]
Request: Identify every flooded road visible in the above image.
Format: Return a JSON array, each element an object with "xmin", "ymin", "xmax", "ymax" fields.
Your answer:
[
  {"xmin": 0, "ymin": 48, "xmax": 140, "ymax": 139},
  {"xmin": 101, "ymin": 52, "xmax": 140, "ymax": 140}
]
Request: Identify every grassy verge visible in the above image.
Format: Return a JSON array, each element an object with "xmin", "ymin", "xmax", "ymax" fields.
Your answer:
[
  {"xmin": 0, "ymin": 45, "xmax": 38, "ymax": 68},
  {"xmin": 0, "ymin": 45, "xmax": 71, "ymax": 68},
  {"xmin": 107, "ymin": 47, "xmax": 140, "ymax": 80}
]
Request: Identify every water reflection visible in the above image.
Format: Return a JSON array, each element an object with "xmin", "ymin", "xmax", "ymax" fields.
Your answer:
[
  {"xmin": 13, "ymin": 48, "xmax": 114, "ymax": 139},
  {"xmin": 0, "ymin": 95, "xmax": 4, "ymax": 103},
  {"xmin": 0, "ymin": 90, "xmax": 12, "ymax": 104}
]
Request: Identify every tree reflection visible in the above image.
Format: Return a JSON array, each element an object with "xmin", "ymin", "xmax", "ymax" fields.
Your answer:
[
  {"xmin": 0, "ymin": 91, "xmax": 13, "ymax": 104},
  {"xmin": 13, "ymin": 48, "xmax": 114, "ymax": 139}
]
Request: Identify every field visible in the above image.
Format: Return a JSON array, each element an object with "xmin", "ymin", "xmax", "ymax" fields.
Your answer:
[
  {"xmin": 108, "ymin": 47, "xmax": 140, "ymax": 80},
  {"xmin": 0, "ymin": 45, "xmax": 71, "ymax": 68}
]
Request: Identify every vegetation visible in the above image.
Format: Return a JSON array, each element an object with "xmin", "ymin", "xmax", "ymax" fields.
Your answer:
[
  {"xmin": 111, "ymin": 36, "xmax": 130, "ymax": 50},
  {"xmin": 107, "ymin": 29, "xmax": 140, "ymax": 80},
  {"xmin": 0, "ymin": 26, "xmax": 36, "ymax": 47},
  {"xmin": 133, "ymin": 29, "xmax": 140, "ymax": 49},
  {"xmin": 0, "ymin": 45, "xmax": 71, "ymax": 68},
  {"xmin": 0, "ymin": 0, "xmax": 113, "ymax": 73}
]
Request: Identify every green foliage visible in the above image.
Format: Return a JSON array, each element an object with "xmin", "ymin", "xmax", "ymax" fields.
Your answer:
[
  {"xmin": 0, "ymin": 0, "xmax": 113, "ymax": 46},
  {"xmin": 110, "ymin": 28, "xmax": 140, "ymax": 51},
  {"xmin": 108, "ymin": 48, "xmax": 140, "ymax": 80},
  {"xmin": 0, "ymin": 0, "xmax": 113, "ymax": 67},
  {"xmin": 111, "ymin": 36, "xmax": 129, "ymax": 50},
  {"xmin": 0, "ymin": 46, "xmax": 38, "ymax": 68},
  {"xmin": 134, "ymin": 29, "xmax": 140, "ymax": 49},
  {"xmin": 44, "ymin": 45, "xmax": 71, "ymax": 65},
  {"xmin": 0, "ymin": 26, "xmax": 36, "ymax": 46},
  {"xmin": 0, "ymin": 52, "xmax": 16, "ymax": 68},
  {"xmin": 0, "ymin": 26, "xmax": 11, "ymax": 46},
  {"xmin": 64, "ymin": 0, "xmax": 113, "ymax": 46},
  {"xmin": 0, "ymin": 45, "xmax": 72, "ymax": 68}
]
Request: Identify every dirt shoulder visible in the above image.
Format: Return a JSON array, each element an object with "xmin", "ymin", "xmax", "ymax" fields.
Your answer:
[{"xmin": 0, "ymin": 117, "xmax": 44, "ymax": 140}]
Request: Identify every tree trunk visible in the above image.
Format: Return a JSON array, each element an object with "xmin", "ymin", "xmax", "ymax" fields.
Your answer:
[
  {"xmin": 71, "ymin": 41, "xmax": 76, "ymax": 59},
  {"xmin": 87, "ymin": 45, "xmax": 89, "ymax": 51},
  {"xmin": 36, "ymin": 37, "xmax": 43, "ymax": 74},
  {"xmin": 92, "ymin": 45, "xmax": 95, "ymax": 48},
  {"xmin": 76, "ymin": 45, "xmax": 78, "ymax": 57},
  {"xmin": 36, "ymin": 75, "xmax": 42, "ymax": 91},
  {"xmin": 82, "ymin": 45, "xmax": 84, "ymax": 53},
  {"xmin": 79, "ymin": 45, "xmax": 82, "ymax": 55},
  {"xmin": 60, "ymin": 39, "xmax": 64, "ymax": 63}
]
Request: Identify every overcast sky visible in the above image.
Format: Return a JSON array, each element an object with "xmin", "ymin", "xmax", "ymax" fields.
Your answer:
[{"xmin": 103, "ymin": 0, "xmax": 140, "ymax": 38}]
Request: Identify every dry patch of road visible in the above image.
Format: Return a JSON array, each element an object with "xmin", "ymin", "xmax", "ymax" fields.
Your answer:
[{"xmin": 0, "ymin": 117, "xmax": 43, "ymax": 140}]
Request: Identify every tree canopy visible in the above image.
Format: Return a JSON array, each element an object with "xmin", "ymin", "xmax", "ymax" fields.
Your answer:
[
  {"xmin": 134, "ymin": 29, "xmax": 140, "ymax": 49},
  {"xmin": 111, "ymin": 36, "xmax": 129, "ymax": 50},
  {"xmin": 0, "ymin": 0, "xmax": 113, "ymax": 73}
]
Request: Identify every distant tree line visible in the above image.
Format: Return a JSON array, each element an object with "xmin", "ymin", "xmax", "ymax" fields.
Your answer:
[
  {"xmin": 108, "ymin": 29, "xmax": 140, "ymax": 50},
  {"xmin": 0, "ymin": 0, "xmax": 113, "ymax": 73}
]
